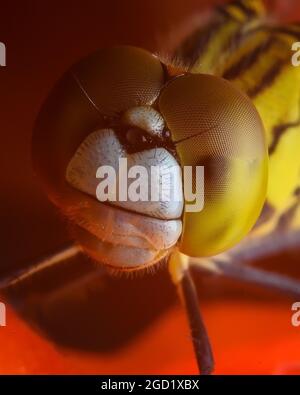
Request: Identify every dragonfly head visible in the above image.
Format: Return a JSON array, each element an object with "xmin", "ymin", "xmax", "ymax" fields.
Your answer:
[{"xmin": 32, "ymin": 46, "xmax": 268, "ymax": 271}]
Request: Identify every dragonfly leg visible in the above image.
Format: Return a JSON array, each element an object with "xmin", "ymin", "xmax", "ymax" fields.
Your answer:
[
  {"xmin": 169, "ymin": 250, "xmax": 214, "ymax": 375},
  {"xmin": 0, "ymin": 244, "xmax": 82, "ymax": 290},
  {"xmin": 190, "ymin": 255, "xmax": 300, "ymax": 298}
]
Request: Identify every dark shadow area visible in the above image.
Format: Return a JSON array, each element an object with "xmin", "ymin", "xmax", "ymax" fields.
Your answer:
[{"xmin": 3, "ymin": 242, "xmax": 300, "ymax": 353}]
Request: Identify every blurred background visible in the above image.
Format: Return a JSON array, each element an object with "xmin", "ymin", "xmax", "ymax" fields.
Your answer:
[{"xmin": 0, "ymin": 0, "xmax": 300, "ymax": 375}]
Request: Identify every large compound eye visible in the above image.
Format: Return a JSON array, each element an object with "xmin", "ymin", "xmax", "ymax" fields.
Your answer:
[
  {"xmin": 32, "ymin": 46, "xmax": 179, "ymax": 271},
  {"xmin": 72, "ymin": 46, "xmax": 165, "ymax": 117},
  {"xmin": 159, "ymin": 73, "xmax": 268, "ymax": 257},
  {"xmin": 32, "ymin": 46, "xmax": 165, "ymax": 199}
]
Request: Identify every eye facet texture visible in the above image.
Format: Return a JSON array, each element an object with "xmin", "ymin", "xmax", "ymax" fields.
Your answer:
[
  {"xmin": 159, "ymin": 73, "xmax": 268, "ymax": 257},
  {"xmin": 73, "ymin": 46, "xmax": 165, "ymax": 117},
  {"xmin": 32, "ymin": 46, "xmax": 173, "ymax": 270},
  {"xmin": 32, "ymin": 46, "xmax": 165, "ymax": 203}
]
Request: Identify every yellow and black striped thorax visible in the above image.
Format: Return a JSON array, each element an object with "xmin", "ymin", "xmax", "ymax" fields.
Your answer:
[{"xmin": 175, "ymin": 0, "xmax": 300, "ymax": 236}]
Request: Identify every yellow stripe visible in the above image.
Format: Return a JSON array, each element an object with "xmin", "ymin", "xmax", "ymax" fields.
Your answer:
[{"xmin": 180, "ymin": 0, "xmax": 300, "ymax": 237}]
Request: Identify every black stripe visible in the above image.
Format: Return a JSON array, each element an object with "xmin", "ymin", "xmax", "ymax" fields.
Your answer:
[
  {"xmin": 174, "ymin": 20, "xmax": 223, "ymax": 67},
  {"xmin": 175, "ymin": 0, "xmax": 265, "ymax": 69},
  {"xmin": 175, "ymin": 0, "xmax": 246, "ymax": 66},
  {"xmin": 273, "ymin": 26, "xmax": 300, "ymax": 42},
  {"xmin": 216, "ymin": 4, "xmax": 240, "ymax": 22},
  {"xmin": 269, "ymin": 120, "xmax": 300, "ymax": 155},
  {"xmin": 223, "ymin": 36, "xmax": 274, "ymax": 80},
  {"xmin": 230, "ymin": 0, "xmax": 257, "ymax": 19},
  {"xmin": 218, "ymin": 13, "xmax": 265, "ymax": 58},
  {"xmin": 247, "ymin": 59, "xmax": 285, "ymax": 98}
]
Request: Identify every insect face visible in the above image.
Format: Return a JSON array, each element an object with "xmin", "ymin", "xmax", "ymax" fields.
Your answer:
[{"xmin": 32, "ymin": 46, "xmax": 268, "ymax": 271}]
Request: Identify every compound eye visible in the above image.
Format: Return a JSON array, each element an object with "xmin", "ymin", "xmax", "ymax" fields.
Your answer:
[
  {"xmin": 159, "ymin": 73, "xmax": 268, "ymax": 257},
  {"xmin": 73, "ymin": 46, "xmax": 165, "ymax": 117},
  {"xmin": 159, "ymin": 73, "xmax": 266, "ymax": 165},
  {"xmin": 32, "ymin": 46, "xmax": 165, "ymax": 197}
]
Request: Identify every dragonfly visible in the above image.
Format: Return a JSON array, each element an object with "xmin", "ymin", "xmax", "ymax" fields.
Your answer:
[{"xmin": 1, "ymin": 0, "xmax": 300, "ymax": 375}]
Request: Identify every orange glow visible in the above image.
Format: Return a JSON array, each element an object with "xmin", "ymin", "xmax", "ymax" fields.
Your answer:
[{"xmin": 0, "ymin": 300, "xmax": 299, "ymax": 374}]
